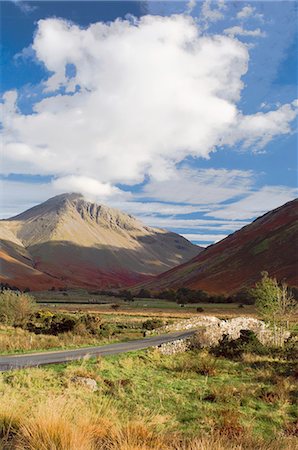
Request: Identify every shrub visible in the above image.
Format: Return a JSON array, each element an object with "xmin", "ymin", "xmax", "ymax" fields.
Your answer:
[
  {"xmin": 26, "ymin": 312, "xmax": 102, "ymax": 336},
  {"xmin": 0, "ymin": 290, "xmax": 36, "ymax": 326},
  {"xmin": 111, "ymin": 303, "xmax": 120, "ymax": 311},
  {"xmin": 142, "ymin": 319, "xmax": 163, "ymax": 331},
  {"xmin": 137, "ymin": 289, "xmax": 151, "ymax": 298},
  {"xmin": 99, "ymin": 323, "xmax": 117, "ymax": 338},
  {"xmin": 282, "ymin": 334, "xmax": 298, "ymax": 360},
  {"xmin": 196, "ymin": 307, "xmax": 204, "ymax": 313},
  {"xmin": 119, "ymin": 290, "xmax": 134, "ymax": 301},
  {"xmin": 211, "ymin": 330, "xmax": 266, "ymax": 359}
]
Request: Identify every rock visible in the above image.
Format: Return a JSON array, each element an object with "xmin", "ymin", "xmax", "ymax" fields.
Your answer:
[{"xmin": 71, "ymin": 376, "xmax": 98, "ymax": 391}]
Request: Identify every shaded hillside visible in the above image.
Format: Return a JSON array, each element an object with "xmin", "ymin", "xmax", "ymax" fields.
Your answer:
[
  {"xmin": 0, "ymin": 193, "xmax": 201, "ymax": 290},
  {"xmin": 140, "ymin": 199, "xmax": 298, "ymax": 295}
]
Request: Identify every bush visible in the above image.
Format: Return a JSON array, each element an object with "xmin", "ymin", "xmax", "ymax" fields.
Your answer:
[
  {"xmin": 142, "ymin": 319, "xmax": 163, "ymax": 331},
  {"xmin": 137, "ymin": 289, "xmax": 151, "ymax": 299},
  {"xmin": 0, "ymin": 290, "xmax": 36, "ymax": 326},
  {"xmin": 196, "ymin": 307, "xmax": 204, "ymax": 313},
  {"xmin": 119, "ymin": 290, "xmax": 134, "ymax": 301},
  {"xmin": 282, "ymin": 334, "xmax": 298, "ymax": 360},
  {"xmin": 211, "ymin": 330, "xmax": 266, "ymax": 359},
  {"xmin": 26, "ymin": 312, "xmax": 102, "ymax": 336},
  {"xmin": 229, "ymin": 290, "xmax": 255, "ymax": 305}
]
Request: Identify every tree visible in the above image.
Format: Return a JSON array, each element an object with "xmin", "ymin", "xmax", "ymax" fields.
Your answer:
[
  {"xmin": 251, "ymin": 272, "xmax": 297, "ymax": 346},
  {"xmin": 0, "ymin": 290, "xmax": 36, "ymax": 326},
  {"xmin": 119, "ymin": 290, "xmax": 134, "ymax": 302},
  {"xmin": 137, "ymin": 289, "xmax": 151, "ymax": 299}
]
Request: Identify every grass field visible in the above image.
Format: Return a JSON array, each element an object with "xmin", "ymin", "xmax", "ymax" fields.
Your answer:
[
  {"xmin": 0, "ymin": 348, "xmax": 297, "ymax": 449},
  {"xmin": 32, "ymin": 289, "xmax": 257, "ymax": 318},
  {"xmin": 1, "ymin": 289, "xmax": 297, "ymax": 449}
]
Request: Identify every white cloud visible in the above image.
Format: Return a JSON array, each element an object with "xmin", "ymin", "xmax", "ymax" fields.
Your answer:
[
  {"xmin": 10, "ymin": 0, "xmax": 36, "ymax": 13},
  {"xmin": 208, "ymin": 186, "xmax": 298, "ymax": 219},
  {"xmin": 0, "ymin": 179, "xmax": 54, "ymax": 218},
  {"xmin": 186, "ymin": 0, "xmax": 196, "ymax": 15},
  {"xmin": 182, "ymin": 233, "xmax": 227, "ymax": 242},
  {"xmin": 141, "ymin": 167, "xmax": 254, "ymax": 204},
  {"xmin": 201, "ymin": 0, "xmax": 226, "ymax": 26},
  {"xmin": 1, "ymin": 12, "xmax": 297, "ymax": 242},
  {"xmin": 140, "ymin": 216, "xmax": 250, "ymax": 231},
  {"xmin": 237, "ymin": 5, "xmax": 255, "ymax": 20},
  {"xmin": 224, "ymin": 26, "xmax": 266, "ymax": 38},
  {"xmin": 225, "ymin": 101, "xmax": 298, "ymax": 150},
  {"xmin": 236, "ymin": 5, "xmax": 263, "ymax": 22},
  {"xmin": 112, "ymin": 202, "xmax": 201, "ymax": 216},
  {"xmin": 52, "ymin": 175, "xmax": 125, "ymax": 202},
  {"xmin": 1, "ymin": 15, "xmax": 249, "ymax": 185},
  {"xmin": 1, "ymin": 14, "xmax": 296, "ymax": 193}
]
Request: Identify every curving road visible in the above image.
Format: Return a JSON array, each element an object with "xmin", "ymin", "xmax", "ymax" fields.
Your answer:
[{"xmin": 0, "ymin": 330, "xmax": 196, "ymax": 371}]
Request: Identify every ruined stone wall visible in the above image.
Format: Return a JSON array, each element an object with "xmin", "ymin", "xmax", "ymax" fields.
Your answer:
[
  {"xmin": 155, "ymin": 338, "xmax": 191, "ymax": 355},
  {"xmin": 151, "ymin": 316, "xmax": 290, "ymax": 348}
]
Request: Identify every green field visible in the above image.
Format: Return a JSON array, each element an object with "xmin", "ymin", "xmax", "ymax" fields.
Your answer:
[
  {"xmin": 1, "ymin": 348, "xmax": 297, "ymax": 449},
  {"xmin": 32, "ymin": 289, "xmax": 256, "ymax": 317}
]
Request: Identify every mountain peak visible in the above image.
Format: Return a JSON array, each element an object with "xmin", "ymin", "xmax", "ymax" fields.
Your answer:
[{"xmin": 0, "ymin": 194, "xmax": 200, "ymax": 290}]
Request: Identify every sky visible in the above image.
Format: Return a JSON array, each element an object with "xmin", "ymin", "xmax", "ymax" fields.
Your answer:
[{"xmin": 0, "ymin": 0, "xmax": 297, "ymax": 246}]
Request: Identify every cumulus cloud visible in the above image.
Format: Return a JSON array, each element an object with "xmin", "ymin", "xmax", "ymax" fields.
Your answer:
[
  {"xmin": 1, "ymin": 14, "xmax": 296, "ymax": 193},
  {"xmin": 224, "ymin": 26, "xmax": 266, "ymax": 38},
  {"xmin": 1, "ymin": 12, "xmax": 297, "ymax": 244},
  {"xmin": 1, "ymin": 15, "xmax": 246, "ymax": 184},
  {"xmin": 236, "ymin": 5, "xmax": 263, "ymax": 21},
  {"xmin": 224, "ymin": 101, "xmax": 298, "ymax": 150},
  {"xmin": 237, "ymin": 5, "xmax": 255, "ymax": 20},
  {"xmin": 52, "ymin": 175, "xmax": 125, "ymax": 202},
  {"xmin": 200, "ymin": 0, "xmax": 226, "ymax": 26}
]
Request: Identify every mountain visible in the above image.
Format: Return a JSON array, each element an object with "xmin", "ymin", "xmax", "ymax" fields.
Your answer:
[
  {"xmin": 139, "ymin": 199, "xmax": 298, "ymax": 295},
  {"xmin": 0, "ymin": 193, "xmax": 201, "ymax": 290}
]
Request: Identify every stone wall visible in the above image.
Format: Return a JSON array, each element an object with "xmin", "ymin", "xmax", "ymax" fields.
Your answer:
[
  {"xmin": 155, "ymin": 338, "xmax": 190, "ymax": 355},
  {"xmin": 151, "ymin": 315, "xmax": 290, "ymax": 347}
]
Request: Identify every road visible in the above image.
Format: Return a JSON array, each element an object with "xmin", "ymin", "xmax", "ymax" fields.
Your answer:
[{"xmin": 0, "ymin": 330, "xmax": 195, "ymax": 371}]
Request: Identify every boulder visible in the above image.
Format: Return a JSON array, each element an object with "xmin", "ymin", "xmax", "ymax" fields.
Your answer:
[{"xmin": 71, "ymin": 376, "xmax": 98, "ymax": 391}]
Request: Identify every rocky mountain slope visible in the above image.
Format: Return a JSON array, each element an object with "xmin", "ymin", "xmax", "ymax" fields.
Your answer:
[
  {"xmin": 0, "ymin": 193, "xmax": 200, "ymax": 290},
  {"xmin": 140, "ymin": 199, "xmax": 298, "ymax": 295}
]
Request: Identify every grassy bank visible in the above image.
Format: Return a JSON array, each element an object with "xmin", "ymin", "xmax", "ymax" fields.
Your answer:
[{"xmin": 0, "ymin": 348, "xmax": 297, "ymax": 449}]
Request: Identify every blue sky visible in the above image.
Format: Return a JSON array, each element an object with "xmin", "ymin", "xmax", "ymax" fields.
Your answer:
[{"xmin": 0, "ymin": 0, "xmax": 297, "ymax": 246}]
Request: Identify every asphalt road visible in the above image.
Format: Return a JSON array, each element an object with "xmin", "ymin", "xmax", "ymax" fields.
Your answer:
[{"xmin": 0, "ymin": 330, "xmax": 196, "ymax": 371}]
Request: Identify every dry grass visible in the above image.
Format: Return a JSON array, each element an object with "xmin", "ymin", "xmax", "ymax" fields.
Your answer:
[{"xmin": 1, "ymin": 391, "xmax": 297, "ymax": 450}]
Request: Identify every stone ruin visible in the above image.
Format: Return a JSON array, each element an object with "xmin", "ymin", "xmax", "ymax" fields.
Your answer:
[{"xmin": 154, "ymin": 316, "xmax": 290, "ymax": 355}]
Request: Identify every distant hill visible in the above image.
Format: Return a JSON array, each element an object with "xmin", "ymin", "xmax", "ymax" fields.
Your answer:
[
  {"xmin": 0, "ymin": 193, "xmax": 201, "ymax": 290},
  {"xmin": 139, "ymin": 199, "xmax": 298, "ymax": 295}
]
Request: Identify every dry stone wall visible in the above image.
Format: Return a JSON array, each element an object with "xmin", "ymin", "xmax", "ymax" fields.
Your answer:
[
  {"xmin": 156, "ymin": 339, "xmax": 190, "ymax": 355},
  {"xmin": 152, "ymin": 316, "xmax": 289, "ymax": 349}
]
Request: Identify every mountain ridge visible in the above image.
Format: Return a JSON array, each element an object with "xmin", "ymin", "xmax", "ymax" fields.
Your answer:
[
  {"xmin": 0, "ymin": 193, "xmax": 201, "ymax": 290},
  {"xmin": 138, "ymin": 198, "xmax": 298, "ymax": 295}
]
